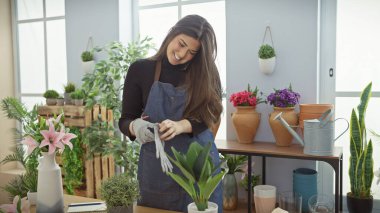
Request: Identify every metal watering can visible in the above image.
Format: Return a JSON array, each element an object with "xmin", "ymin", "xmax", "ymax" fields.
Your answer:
[{"xmin": 273, "ymin": 109, "xmax": 349, "ymax": 156}]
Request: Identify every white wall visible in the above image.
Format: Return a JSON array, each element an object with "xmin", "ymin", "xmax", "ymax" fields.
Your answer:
[
  {"xmin": 65, "ymin": 0, "xmax": 119, "ymax": 86},
  {"xmin": 226, "ymin": 0, "xmax": 318, "ymax": 193}
]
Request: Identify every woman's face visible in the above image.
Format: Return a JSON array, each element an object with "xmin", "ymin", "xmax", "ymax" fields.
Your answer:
[{"xmin": 166, "ymin": 34, "xmax": 200, "ymax": 65}]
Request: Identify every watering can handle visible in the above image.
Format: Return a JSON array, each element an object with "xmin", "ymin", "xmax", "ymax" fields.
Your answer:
[
  {"xmin": 333, "ymin": 118, "xmax": 349, "ymax": 142},
  {"xmin": 319, "ymin": 109, "xmax": 334, "ymax": 127}
]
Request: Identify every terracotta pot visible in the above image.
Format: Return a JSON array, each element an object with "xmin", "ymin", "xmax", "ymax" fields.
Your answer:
[
  {"xmin": 231, "ymin": 106, "xmax": 260, "ymax": 143},
  {"xmin": 299, "ymin": 104, "xmax": 334, "ymax": 133},
  {"xmin": 269, "ymin": 107, "xmax": 298, "ymax": 146}
]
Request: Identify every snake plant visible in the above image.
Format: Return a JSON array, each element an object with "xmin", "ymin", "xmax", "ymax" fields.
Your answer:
[
  {"xmin": 167, "ymin": 142, "xmax": 226, "ymax": 211},
  {"xmin": 349, "ymin": 82, "xmax": 373, "ymax": 198}
]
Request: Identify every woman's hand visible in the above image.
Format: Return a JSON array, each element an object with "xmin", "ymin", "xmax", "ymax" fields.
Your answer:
[{"xmin": 159, "ymin": 119, "xmax": 192, "ymax": 141}]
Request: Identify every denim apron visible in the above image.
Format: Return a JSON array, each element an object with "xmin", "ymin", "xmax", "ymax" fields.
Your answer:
[{"xmin": 137, "ymin": 60, "xmax": 222, "ymax": 212}]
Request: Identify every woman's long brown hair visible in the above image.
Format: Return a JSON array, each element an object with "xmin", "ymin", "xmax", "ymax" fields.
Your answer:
[{"xmin": 151, "ymin": 15, "xmax": 223, "ymax": 128}]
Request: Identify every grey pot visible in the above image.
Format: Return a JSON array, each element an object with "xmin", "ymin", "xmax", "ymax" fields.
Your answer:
[
  {"xmin": 57, "ymin": 98, "xmax": 64, "ymax": 106},
  {"xmin": 74, "ymin": 99, "xmax": 84, "ymax": 106},
  {"xmin": 46, "ymin": 98, "xmax": 57, "ymax": 106},
  {"xmin": 108, "ymin": 205, "xmax": 133, "ymax": 213},
  {"xmin": 64, "ymin": 93, "xmax": 72, "ymax": 105}
]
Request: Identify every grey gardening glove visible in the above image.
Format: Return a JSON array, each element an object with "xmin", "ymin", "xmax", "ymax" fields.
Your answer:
[
  {"xmin": 132, "ymin": 118, "xmax": 155, "ymax": 144},
  {"xmin": 153, "ymin": 124, "xmax": 173, "ymax": 173}
]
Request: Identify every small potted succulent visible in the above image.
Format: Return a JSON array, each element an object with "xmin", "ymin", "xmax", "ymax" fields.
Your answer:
[
  {"xmin": 64, "ymin": 82, "xmax": 76, "ymax": 105},
  {"xmin": 100, "ymin": 173, "xmax": 140, "ymax": 213},
  {"xmin": 81, "ymin": 50, "xmax": 95, "ymax": 74},
  {"xmin": 258, "ymin": 44, "xmax": 276, "ymax": 75},
  {"xmin": 43, "ymin": 89, "xmax": 59, "ymax": 106},
  {"xmin": 167, "ymin": 142, "xmax": 226, "ymax": 213},
  {"xmin": 70, "ymin": 89, "xmax": 85, "ymax": 106}
]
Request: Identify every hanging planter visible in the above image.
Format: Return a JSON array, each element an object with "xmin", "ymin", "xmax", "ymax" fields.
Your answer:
[
  {"xmin": 258, "ymin": 26, "xmax": 276, "ymax": 75},
  {"xmin": 81, "ymin": 37, "xmax": 95, "ymax": 74}
]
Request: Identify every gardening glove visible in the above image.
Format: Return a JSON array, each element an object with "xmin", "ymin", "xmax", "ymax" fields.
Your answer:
[
  {"xmin": 154, "ymin": 124, "xmax": 173, "ymax": 173},
  {"xmin": 132, "ymin": 118, "xmax": 155, "ymax": 144}
]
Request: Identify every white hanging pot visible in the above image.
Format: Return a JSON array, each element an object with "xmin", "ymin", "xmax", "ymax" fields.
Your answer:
[
  {"xmin": 82, "ymin": 60, "xmax": 95, "ymax": 74},
  {"xmin": 259, "ymin": 56, "xmax": 276, "ymax": 75},
  {"xmin": 187, "ymin": 202, "xmax": 218, "ymax": 213}
]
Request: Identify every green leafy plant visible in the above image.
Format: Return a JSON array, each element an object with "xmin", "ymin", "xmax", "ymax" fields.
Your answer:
[
  {"xmin": 64, "ymin": 82, "xmax": 76, "ymax": 93},
  {"xmin": 82, "ymin": 119, "xmax": 113, "ymax": 157},
  {"xmin": 70, "ymin": 89, "xmax": 85, "ymax": 100},
  {"xmin": 100, "ymin": 173, "xmax": 140, "ymax": 208},
  {"xmin": 43, "ymin": 90, "xmax": 59, "ymax": 99},
  {"xmin": 81, "ymin": 36, "xmax": 155, "ymax": 121},
  {"xmin": 222, "ymin": 154, "xmax": 247, "ymax": 174},
  {"xmin": 348, "ymin": 82, "xmax": 373, "ymax": 198},
  {"xmin": 81, "ymin": 51, "xmax": 94, "ymax": 62},
  {"xmin": 62, "ymin": 127, "xmax": 84, "ymax": 195},
  {"xmin": 258, "ymin": 44, "xmax": 276, "ymax": 59},
  {"xmin": 167, "ymin": 142, "xmax": 226, "ymax": 211},
  {"xmin": 240, "ymin": 174, "xmax": 260, "ymax": 191}
]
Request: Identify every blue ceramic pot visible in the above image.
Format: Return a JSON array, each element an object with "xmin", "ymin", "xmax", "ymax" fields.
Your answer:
[{"xmin": 293, "ymin": 168, "xmax": 317, "ymax": 213}]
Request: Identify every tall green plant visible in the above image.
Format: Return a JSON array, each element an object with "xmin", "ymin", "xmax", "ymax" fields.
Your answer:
[
  {"xmin": 81, "ymin": 36, "xmax": 154, "ymax": 121},
  {"xmin": 167, "ymin": 142, "xmax": 226, "ymax": 211},
  {"xmin": 349, "ymin": 82, "xmax": 373, "ymax": 198},
  {"xmin": 222, "ymin": 154, "xmax": 247, "ymax": 174}
]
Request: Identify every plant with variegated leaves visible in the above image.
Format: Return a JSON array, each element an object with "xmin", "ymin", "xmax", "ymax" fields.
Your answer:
[{"xmin": 167, "ymin": 142, "xmax": 226, "ymax": 211}]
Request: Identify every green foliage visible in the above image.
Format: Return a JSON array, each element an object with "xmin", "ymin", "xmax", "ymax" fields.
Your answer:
[
  {"xmin": 258, "ymin": 44, "xmax": 276, "ymax": 59},
  {"xmin": 240, "ymin": 174, "xmax": 260, "ymax": 191},
  {"xmin": 64, "ymin": 82, "xmax": 76, "ymax": 93},
  {"xmin": 222, "ymin": 154, "xmax": 247, "ymax": 174},
  {"xmin": 167, "ymin": 142, "xmax": 226, "ymax": 211},
  {"xmin": 43, "ymin": 90, "xmax": 59, "ymax": 99},
  {"xmin": 70, "ymin": 89, "xmax": 85, "ymax": 100},
  {"xmin": 81, "ymin": 51, "xmax": 94, "ymax": 62},
  {"xmin": 62, "ymin": 127, "xmax": 84, "ymax": 195},
  {"xmin": 100, "ymin": 173, "xmax": 140, "ymax": 208},
  {"xmin": 82, "ymin": 119, "xmax": 114, "ymax": 157},
  {"xmin": 81, "ymin": 36, "xmax": 155, "ymax": 121},
  {"xmin": 349, "ymin": 82, "xmax": 373, "ymax": 198}
]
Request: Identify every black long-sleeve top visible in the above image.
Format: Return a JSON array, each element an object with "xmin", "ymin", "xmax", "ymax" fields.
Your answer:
[{"xmin": 118, "ymin": 57, "xmax": 208, "ymax": 140}]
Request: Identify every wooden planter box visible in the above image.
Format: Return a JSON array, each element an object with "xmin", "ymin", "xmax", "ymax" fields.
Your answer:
[{"xmin": 38, "ymin": 105, "xmax": 115, "ymax": 198}]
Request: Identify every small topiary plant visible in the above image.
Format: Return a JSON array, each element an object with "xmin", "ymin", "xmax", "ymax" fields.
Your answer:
[
  {"xmin": 70, "ymin": 90, "xmax": 85, "ymax": 100},
  {"xmin": 64, "ymin": 83, "xmax": 76, "ymax": 93},
  {"xmin": 43, "ymin": 90, "xmax": 59, "ymax": 99},
  {"xmin": 81, "ymin": 51, "xmax": 94, "ymax": 62},
  {"xmin": 258, "ymin": 44, "xmax": 276, "ymax": 59}
]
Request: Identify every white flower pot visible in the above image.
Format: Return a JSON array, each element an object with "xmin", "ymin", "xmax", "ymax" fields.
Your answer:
[
  {"xmin": 187, "ymin": 202, "xmax": 218, "ymax": 213},
  {"xmin": 46, "ymin": 98, "xmax": 57, "ymax": 106},
  {"xmin": 259, "ymin": 57, "xmax": 276, "ymax": 75},
  {"xmin": 82, "ymin": 60, "xmax": 95, "ymax": 74},
  {"xmin": 27, "ymin": 191, "xmax": 37, "ymax": 205}
]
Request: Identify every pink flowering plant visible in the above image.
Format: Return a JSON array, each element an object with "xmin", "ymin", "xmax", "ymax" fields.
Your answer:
[
  {"xmin": 229, "ymin": 84, "xmax": 266, "ymax": 107},
  {"xmin": 22, "ymin": 113, "xmax": 76, "ymax": 155},
  {"xmin": 0, "ymin": 195, "xmax": 30, "ymax": 213},
  {"xmin": 267, "ymin": 84, "xmax": 300, "ymax": 107}
]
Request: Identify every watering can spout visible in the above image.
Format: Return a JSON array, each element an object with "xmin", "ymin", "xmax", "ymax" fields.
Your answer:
[{"xmin": 273, "ymin": 112, "xmax": 304, "ymax": 146}]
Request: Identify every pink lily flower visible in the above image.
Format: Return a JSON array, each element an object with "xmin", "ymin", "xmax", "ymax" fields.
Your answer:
[
  {"xmin": 0, "ymin": 195, "xmax": 30, "ymax": 213},
  {"xmin": 21, "ymin": 136, "xmax": 39, "ymax": 155},
  {"xmin": 39, "ymin": 120, "xmax": 65, "ymax": 154},
  {"xmin": 47, "ymin": 113, "xmax": 63, "ymax": 125}
]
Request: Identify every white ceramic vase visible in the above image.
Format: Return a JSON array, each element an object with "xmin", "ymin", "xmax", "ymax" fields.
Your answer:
[
  {"xmin": 82, "ymin": 60, "xmax": 95, "ymax": 74},
  {"xmin": 187, "ymin": 202, "xmax": 218, "ymax": 213},
  {"xmin": 27, "ymin": 191, "xmax": 37, "ymax": 205},
  {"xmin": 259, "ymin": 57, "xmax": 276, "ymax": 75},
  {"xmin": 36, "ymin": 152, "xmax": 64, "ymax": 213}
]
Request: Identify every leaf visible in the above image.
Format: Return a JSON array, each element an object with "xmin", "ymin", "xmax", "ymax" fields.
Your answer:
[
  {"xmin": 202, "ymin": 171, "xmax": 226, "ymax": 199},
  {"xmin": 194, "ymin": 142, "xmax": 212, "ymax": 181},
  {"xmin": 167, "ymin": 172, "xmax": 194, "ymax": 197}
]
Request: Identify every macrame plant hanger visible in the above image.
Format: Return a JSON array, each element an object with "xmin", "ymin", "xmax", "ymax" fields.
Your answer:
[
  {"xmin": 86, "ymin": 36, "xmax": 94, "ymax": 52},
  {"xmin": 259, "ymin": 26, "xmax": 276, "ymax": 75}
]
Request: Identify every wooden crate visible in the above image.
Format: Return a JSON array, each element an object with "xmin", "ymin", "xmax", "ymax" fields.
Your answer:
[{"xmin": 38, "ymin": 105, "xmax": 115, "ymax": 198}]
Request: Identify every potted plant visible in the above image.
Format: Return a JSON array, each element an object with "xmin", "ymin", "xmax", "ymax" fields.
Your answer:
[
  {"xmin": 258, "ymin": 44, "xmax": 276, "ymax": 75},
  {"xmin": 346, "ymin": 82, "xmax": 374, "ymax": 213},
  {"xmin": 64, "ymin": 82, "xmax": 76, "ymax": 105},
  {"xmin": 229, "ymin": 84, "xmax": 265, "ymax": 143},
  {"xmin": 43, "ymin": 89, "xmax": 59, "ymax": 106},
  {"xmin": 221, "ymin": 154, "xmax": 247, "ymax": 210},
  {"xmin": 267, "ymin": 84, "xmax": 301, "ymax": 146},
  {"xmin": 100, "ymin": 173, "xmax": 139, "ymax": 213},
  {"xmin": 81, "ymin": 50, "xmax": 95, "ymax": 74},
  {"xmin": 70, "ymin": 89, "xmax": 85, "ymax": 106},
  {"xmin": 167, "ymin": 142, "xmax": 226, "ymax": 213}
]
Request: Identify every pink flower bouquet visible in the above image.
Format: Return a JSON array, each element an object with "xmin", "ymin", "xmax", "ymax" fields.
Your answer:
[{"xmin": 21, "ymin": 113, "xmax": 77, "ymax": 155}]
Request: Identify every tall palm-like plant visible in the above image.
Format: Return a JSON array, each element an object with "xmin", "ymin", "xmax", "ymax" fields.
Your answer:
[{"xmin": 348, "ymin": 82, "xmax": 373, "ymax": 198}]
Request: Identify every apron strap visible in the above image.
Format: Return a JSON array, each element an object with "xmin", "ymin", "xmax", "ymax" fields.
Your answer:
[{"xmin": 154, "ymin": 60, "xmax": 162, "ymax": 82}]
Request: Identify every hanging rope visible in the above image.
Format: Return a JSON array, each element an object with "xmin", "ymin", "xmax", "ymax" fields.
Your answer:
[{"xmin": 262, "ymin": 26, "xmax": 275, "ymax": 49}]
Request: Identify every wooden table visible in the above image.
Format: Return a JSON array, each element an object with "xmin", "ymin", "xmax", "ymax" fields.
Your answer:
[
  {"xmin": 216, "ymin": 140, "xmax": 343, "ymax": 213},
  {"xmin": 30, "ymin": 194, "xmax": 180, "ymax": 213}
]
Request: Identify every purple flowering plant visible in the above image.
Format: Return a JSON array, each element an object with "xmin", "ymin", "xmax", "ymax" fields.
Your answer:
[{"xmin": 267, "ymin": 84, "xmax": 300, "ymax": 107}]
